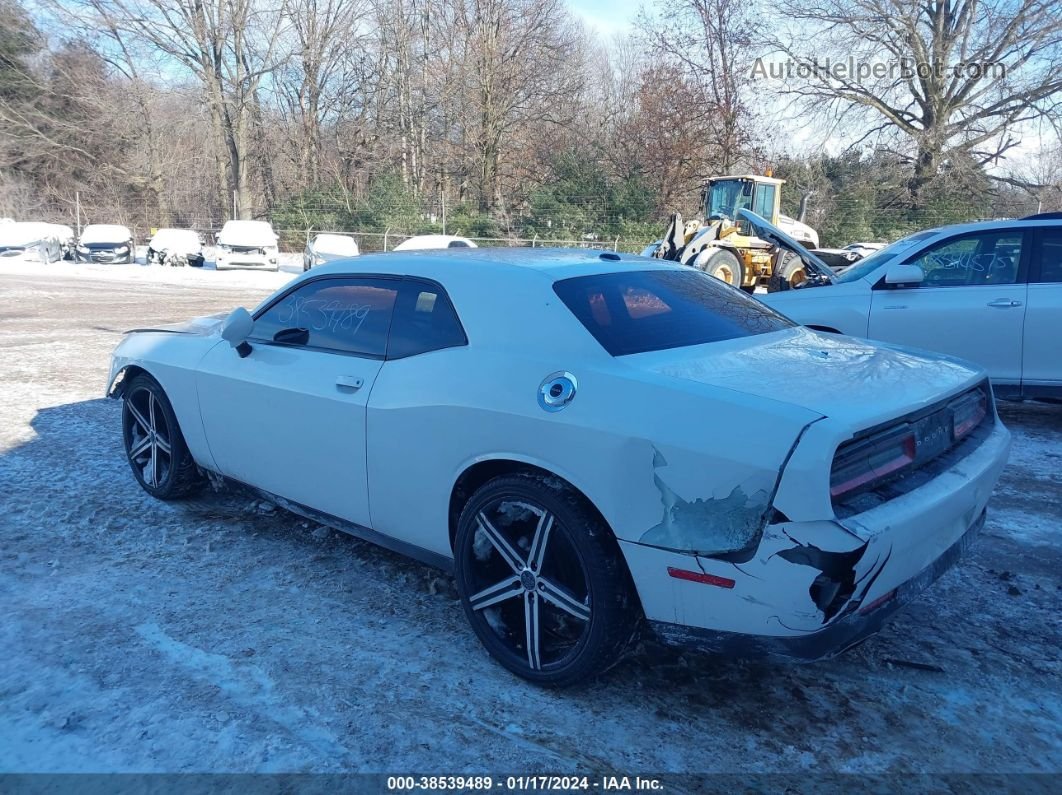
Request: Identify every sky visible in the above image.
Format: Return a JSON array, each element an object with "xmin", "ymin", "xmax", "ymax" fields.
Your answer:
[{"xmin": 568, "ymin": 0, "xmax": 642, "ymax": 37}]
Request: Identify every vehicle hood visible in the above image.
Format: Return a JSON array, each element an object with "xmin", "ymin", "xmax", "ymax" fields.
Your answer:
[
  {"xmin": 627, "ymin": 326, "xmax": 984, "ymax": 430},
  {"xmin": 127, "ymin": 312, "xmax": 226, "ymax": 336}
]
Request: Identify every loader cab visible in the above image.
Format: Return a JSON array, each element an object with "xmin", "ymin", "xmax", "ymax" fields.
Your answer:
[{"xmin": 703, "ymin": 176, "xmax": 783, "ymax": 226}]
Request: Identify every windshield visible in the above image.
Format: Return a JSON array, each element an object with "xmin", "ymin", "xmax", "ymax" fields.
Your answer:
[
  {"xmin": 219, "ymin": 221, "xmax": 276, "ymax": 246},
  {"xmin": 81, "ymin": 225, "xmax": 131, "ymax": 244},
  {"xmin": 705, "ymin": 179, "xmax": 754, "ymax": 220},
  {"xmin": 833, "ymin": 230, "xmax": 941, "ymax": 283},
  {"xmin": 553, "ymin": 269, "xmax": 794, "ymax": 356},
  {"xmin": 314, "ymin": 234, "xmax": 358, "ymax": 255}
]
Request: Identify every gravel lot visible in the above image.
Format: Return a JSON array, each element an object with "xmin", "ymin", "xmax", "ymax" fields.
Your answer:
[{"xmin": 1, "ymin": 264, "xmax": 1060, "ymax": 776}]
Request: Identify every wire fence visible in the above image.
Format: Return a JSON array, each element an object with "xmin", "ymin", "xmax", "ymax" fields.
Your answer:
[{"xmin": 9, "ymin": 189, "xmax": 1050, "ymax": 254}]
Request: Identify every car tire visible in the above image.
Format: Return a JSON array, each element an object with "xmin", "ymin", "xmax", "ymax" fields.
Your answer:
[
  {"xmin": 768, "ymin": 252, "xmax": 807, "ymax": 293},
  {"xmin": 697, "ymin": 248, "xmax": 744, "ymax": 288},
  {"xmin": 454, "ymin": 472, "xmax": 639, "ymax": 686},
  {"xmin": 122, "ymin": 374, "xmax": 203, "ymax": 500}
]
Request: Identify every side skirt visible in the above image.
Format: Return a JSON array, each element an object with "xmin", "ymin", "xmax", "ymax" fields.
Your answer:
[{"xmin": 211, "ymin": 472, "xmax": 454, "ymax": 574}]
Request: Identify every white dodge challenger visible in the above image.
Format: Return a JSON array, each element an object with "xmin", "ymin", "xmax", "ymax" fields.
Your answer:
[{"xmin": 107, "ymin": 248, "xmax": 1011, "ymax": 685}]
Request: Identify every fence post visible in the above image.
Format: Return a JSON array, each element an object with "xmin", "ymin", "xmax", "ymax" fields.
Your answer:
[
  {"xmin": 384, "ymin": 227, "xmax": 391, "ymax": 252},
  {"xmin": 614, "ymin": 237, "xmax": 619, "ymax": 251},
  {"xmin": 532, "ymin": 234, "xmax": 537, "ymax": 248}
]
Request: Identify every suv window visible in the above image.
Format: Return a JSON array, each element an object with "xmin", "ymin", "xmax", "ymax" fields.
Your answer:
[
  {"xmin": 1036, "ymin": 228, "xmax": 1062, "ymax": 283},
  {"xmin": 252, "ymin": 277, "xmax": 399, "ymax": 357},
  {"xmin": 387, "ymin": 280, "xmax": 467, "ymax": 359},
  {"xmin": 907, "ymin": 231, "xmax": 1023, "ymax": 287},
  {"xmin": 554, "ymin": 269, "xmax": 793, "ymax": 356}
]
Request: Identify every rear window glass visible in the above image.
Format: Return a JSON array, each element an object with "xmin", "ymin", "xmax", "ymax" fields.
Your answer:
[{"xmin": 553, "ymin": 269, "xmax": 793, "ymax": 356}]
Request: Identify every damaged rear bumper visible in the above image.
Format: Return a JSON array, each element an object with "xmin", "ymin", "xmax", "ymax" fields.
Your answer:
[{"xmin": 647, "ymin": 508, "xmax": 985, "ymax": 661}]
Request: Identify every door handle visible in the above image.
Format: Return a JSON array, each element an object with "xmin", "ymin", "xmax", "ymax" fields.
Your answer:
[
  {"xmin": 335, "ymin": 375, "xmax": 364, "ymax": 390},
  {"xmin": 986, "ymin": 299, "xmax": 1022, "ymax": 308}
]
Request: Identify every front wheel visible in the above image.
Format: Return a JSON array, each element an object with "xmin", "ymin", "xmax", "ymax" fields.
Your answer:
[
  {"xmin": 697, "ymin": 248, "xmax": 744, "ymax": 288},
  {"xmin": 768, "ymin": 252, "xmax": 807, "ymax": 292},
  {"xmin": 454, "ymin": 473, "xmax": 638, "ymax": 686},
  {"xmin": 122, "ymin": 375, "xmax": 202, "ymax": 500}
]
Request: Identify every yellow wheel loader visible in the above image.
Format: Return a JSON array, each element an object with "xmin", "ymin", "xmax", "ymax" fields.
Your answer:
[{"xmin": 647, "ymin": 175, "xmax": 820, "ymax": 292}]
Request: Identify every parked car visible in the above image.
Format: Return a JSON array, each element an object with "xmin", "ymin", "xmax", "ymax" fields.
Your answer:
[
  {"xmin": 215, "ymin": 220, "xmax": 279, "ymax": 271},
  {"xmin": 148, "ymin": 228, "xmax": 205, "ymax": 267},
  {"xmin": 757, "ymin": 212, "xmax": 1062, "ymax": 399},
  {"xmin": 304, "ymin": 232, "xmax": 359, "ymax": 271},
  {"xmin": 392, "ymin": 234, "xmax": 477, "ymax": 251},
  {"xmin": 46, "ymin": 224, "xmax": 76, "ymax": 260},
  {"xmin": 76, "ymin": 224, "xmax": 134, "ymax": 263},
  {"xmin": 810, "ymin": 242, "xmax": 887, "ymax": 275},
  {"xmin": 0, "ymin": 222, "xmax": 64, "ymax": 263},
  {"xmin": 107, "ymin": 248, "xmax": 1009, "ymax": 685}
]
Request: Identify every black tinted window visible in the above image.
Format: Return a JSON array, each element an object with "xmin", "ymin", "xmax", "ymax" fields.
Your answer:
[
  {"xmin": 554, "ymin": 269, "xmax": 793, "ymax": 356},
  {"xmin": 387, "ymin": 280, "xmax": 467, "ymax": 359},
  {"xmin": 252, "ymin": 277, "xmax": 399, "ymax": 357},
  {"xmin": 1036, "ymin": 229, "xmax": 1062, "ymax": 283}
]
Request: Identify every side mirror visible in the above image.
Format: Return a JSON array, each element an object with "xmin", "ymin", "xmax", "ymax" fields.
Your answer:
[
  {"xmin": 885, "ymin": 263, "xmax": 924, "ymax": 287},
  {"xmin": 222, "ymin": 307, "xmax": 254, "ymax": 358}
]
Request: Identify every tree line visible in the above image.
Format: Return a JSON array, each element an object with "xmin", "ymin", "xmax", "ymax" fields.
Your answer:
[{"xmin": 1, "ymin": 0, "xmax": 1060, "ymax": 249}]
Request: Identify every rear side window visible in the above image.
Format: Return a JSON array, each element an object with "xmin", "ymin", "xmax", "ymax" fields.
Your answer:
[
  {"xmin": 252, "ymin": 277, "xmax": 399, "ymax": 357},
  {"xmin": 387, "ymin": 280, "xmax": 467, "ymax": 359},
  {"xmin": 1036, "ymin": 229, "xmax": 1062, "ymax": 283},
  {"xmin": 553, "ymin": 269, "xmax": 793, "ymax": 356}
]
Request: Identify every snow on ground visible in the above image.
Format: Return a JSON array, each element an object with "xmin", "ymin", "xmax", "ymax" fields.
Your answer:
[{"xmin": 0, "ymin": 266, "xmax": 1060, "ymax": 775}]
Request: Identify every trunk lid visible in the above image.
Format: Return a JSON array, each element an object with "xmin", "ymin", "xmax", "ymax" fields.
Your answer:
[{"xmin": 626, "ymin": 326, "xmax": 985, "ymax": 431}]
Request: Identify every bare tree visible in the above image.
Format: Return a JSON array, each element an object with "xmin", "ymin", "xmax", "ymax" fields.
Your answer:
[
  {"xmin": 455, "ymin": 0, "xmax": 582, "ymax": 211},
  {"xmin": 642, "ymin": 0, "xmax": 758, "ymax": 171},
  {"xmin": 775, "ymin": 0, "xmax": 1062, "ymax": 199},
  {"xmin": 81, "ymin": 0, "xmax": 291, "ymax": 219}
]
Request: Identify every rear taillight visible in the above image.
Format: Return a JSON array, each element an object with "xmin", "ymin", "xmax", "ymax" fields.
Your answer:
[
  {"xmin": 830, "ymin": 426, "xmax": 916, "ymax": 499},
  {"xmin": 831, "ymin": 382, "xmax": 990, "ymax": 504},
  {"xmin": 952, "ymin": 388, "xmax": 988, "ymax": 439}
]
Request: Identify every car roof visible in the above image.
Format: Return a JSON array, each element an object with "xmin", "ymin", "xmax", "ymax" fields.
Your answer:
[
  {"xmin": 918, "ymin": 218, "xmax": 1062, "ymax": 237},
  {"xmin": 308, "ymin": 246, "xmax": 681, "ymax": 282}
]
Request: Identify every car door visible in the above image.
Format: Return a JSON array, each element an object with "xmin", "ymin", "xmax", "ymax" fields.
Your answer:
[
  {"xmin": 1022, "ymin": 226, "xmax": 1062, "ymax": 392},
  {"xmin": 867, "ymin": 229, "xmax": 1029, "ymax": 386},
  {"xmin": 366, "ymin": 278, "xmax": 469, "ymax": 557},
  {"xmin": 196, "ymin": 275, "xmax": 400, "ymax": 528}
]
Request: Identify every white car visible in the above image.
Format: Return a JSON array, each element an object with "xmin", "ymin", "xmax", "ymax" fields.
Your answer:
[
  {"xmin": 215, "ymin": 220, "xmax": 279, "ymax": 271},
  {"xmin": 392, "ymin": 234, "xmax": 477, "ymax": 251},
  {"xmin": 106, "ymin": 248, "xmax": 1010, "ymax": 685},
  {"xmin": 304, "ymin": 232, "xmax": 359, "ymax": 271},
  {"xmin": 148, "ymin": 228, "xmax": 205, "ymax": 267},
  {"xmin": 0, "ymin": 222, "xmax": 64, "ymax": 263},
  {"xmin": 760, "ymin": 215, "xmax": 1062, "ymax": 400},
  {"xmin": 77, "ymin": 224, "xmax": 134, "ymax": 264}
]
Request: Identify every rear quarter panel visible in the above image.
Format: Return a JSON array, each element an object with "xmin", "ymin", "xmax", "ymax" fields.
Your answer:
[{"xmin": 365, "ymin": 347, "xmax": 820, "ymax": 559}]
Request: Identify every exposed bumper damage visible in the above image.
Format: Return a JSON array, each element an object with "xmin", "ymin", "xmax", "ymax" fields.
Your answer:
[
  {"xmin": 619, "ymin": 416, "xmax": 1011, "ymax": 661},
  {"xmin": 649, "ymin": 510, "xmax": 984, "ymax": 661}
]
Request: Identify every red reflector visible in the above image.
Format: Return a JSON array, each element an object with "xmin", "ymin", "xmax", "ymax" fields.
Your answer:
[
  {"xmin": 667, "ymin": 567, "xmax": 735, "ymax": 589},
  {"xmin": 859, "ymin": 588, "xmax": 897, "ymax": 615}
]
